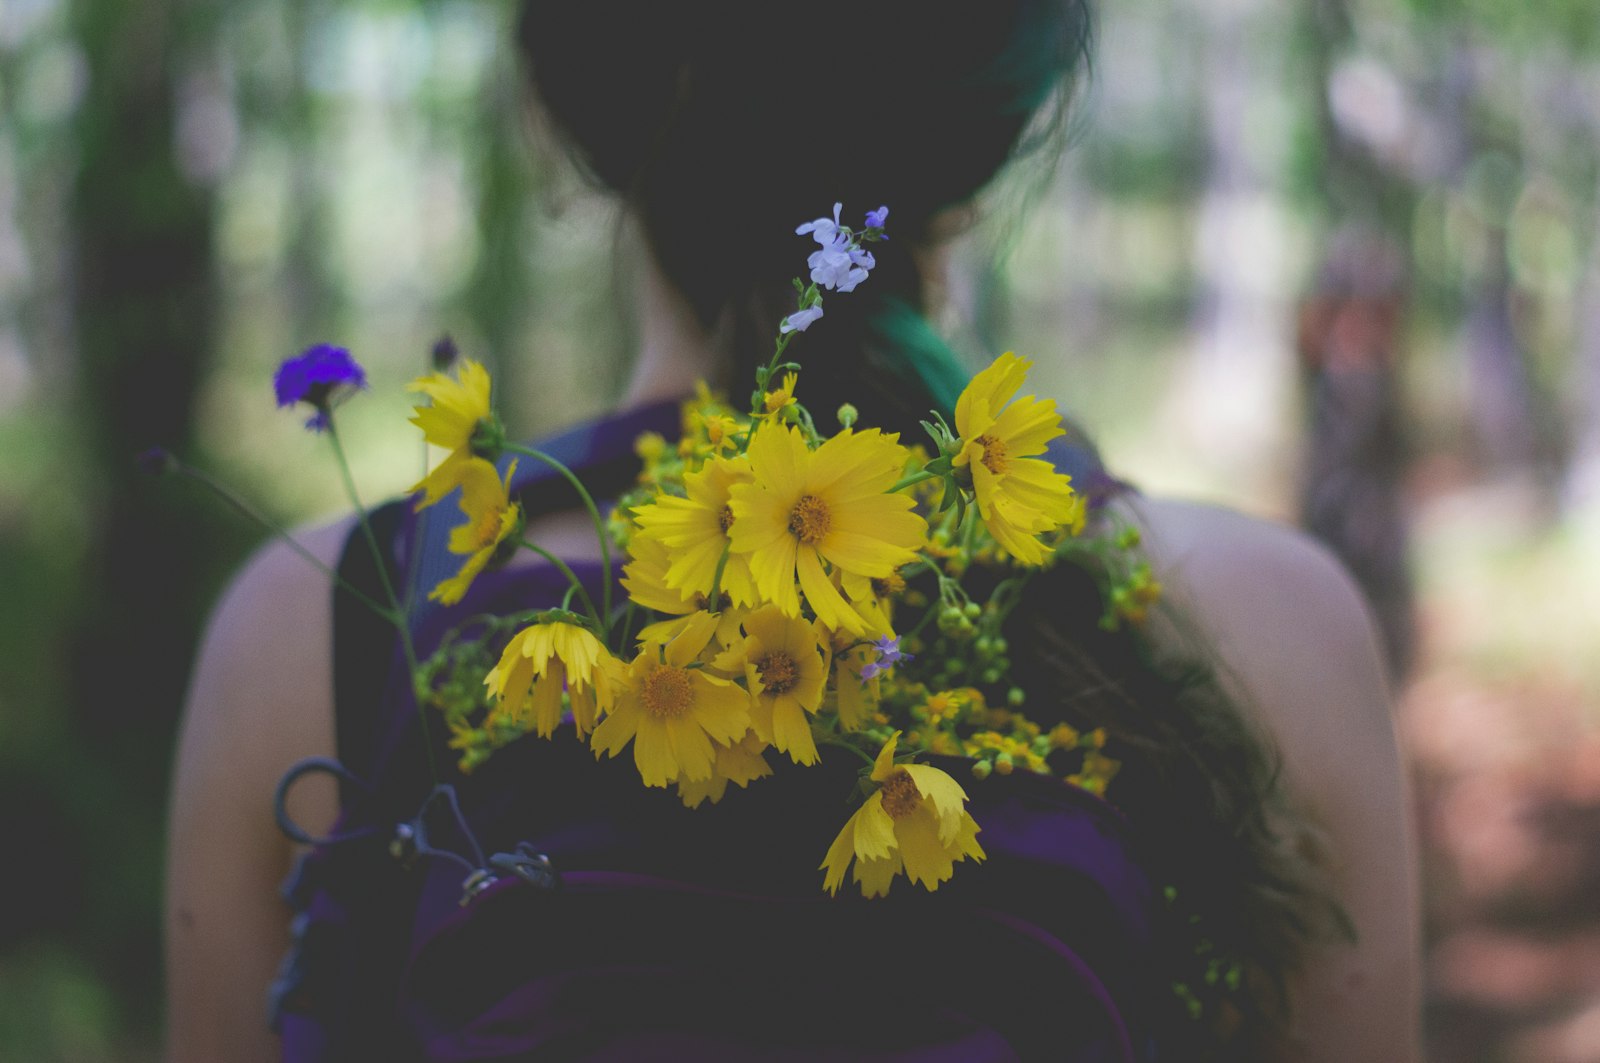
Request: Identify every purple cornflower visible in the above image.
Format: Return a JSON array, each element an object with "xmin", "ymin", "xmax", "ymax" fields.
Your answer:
[
  {"xmin": 430, "ymin": 333, "xmax": 459, "ymax": 371},
  {"xmin": 859, "ymin": 635, "xmax": 912, "ymax": 682},
  {"xmin": 864, "ymin": 205, "xmax": 889, "ymax": 232},
  {"xmin": 274, "ymin": 343, "xmax": 367, "ymax": 431}
]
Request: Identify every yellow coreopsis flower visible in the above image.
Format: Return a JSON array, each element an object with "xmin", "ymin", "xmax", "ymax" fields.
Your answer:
[
  {"xmin": 820, "ymin": 731, "xmax": 985, "ymax": 897},
  {"xmin": 676, "ymin": 730, "xmax": 773, "ymax": 808},
  {"xmin": 728, "ymin": 423, "xmax": 925, "ymax": 636},
  {"xmin": 619, "ymin": 529, "xmax": 699, "ymax": 615},
  {"xmin": 631, "ymin": 455, "xmax": 757, "ymax": 608},
  {"xmin": 621, "ymin": 531, "xmax": 747, "ymax": 650},
  {"xmin": 408, "ymin": 358, "xmax": 494, "ymax": 508},
  {"xmin": 484, "ymin": 619, "xmax": 619, "ymax": 739},
  {"xmin": 761, "ymin": 371, "xmax": 798, "ymax": 418},
  {"xmin": 429, "ymin": 457, "xmax": 521, "ymax": 606},
  {"xmin": 716, "ymin": 604, "xmax": 828, "ymax": 765},
  {"xmin": 952, "ymin": 352, "xmax": 1082, "ymax": 566},
  {"xmin": 590, "ymin": 611, "xmax": 751, "ymax": 787}
]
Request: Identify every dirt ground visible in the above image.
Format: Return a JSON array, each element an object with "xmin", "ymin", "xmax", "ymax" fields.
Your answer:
[{"xmin": 1403, "ymin": 640, "xmax": 1600, "ymax": 1060}]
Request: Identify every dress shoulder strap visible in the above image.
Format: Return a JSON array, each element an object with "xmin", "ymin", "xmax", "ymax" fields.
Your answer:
[{"xmin": 330, "ymin": 497, "xmax": 414, "ymax": 802}]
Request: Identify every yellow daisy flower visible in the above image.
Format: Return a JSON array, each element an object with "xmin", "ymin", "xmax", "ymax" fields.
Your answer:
[
  {"xmin": 483, "ymin": 619, "xmax": 619, "ymax": 739},
  {"xmin": 716, "ymin": 604, "xmax": 828, "ymax": 765},
  {"xmin": 728, "ymin": 423, "xmax": 926, "ymax": 636},
  {"xmin": 837, "ymin": 567, "xmax": 899, "ymax": 638},
  {"xmin": 820, "ymin": 731, "xmax": 985, "ymax": 897},
  {"xmin": 952, "ymin": 352, "xmax": 1082, "ymax": 565},
  {"xmin": 429, "ymin": 457, "xmax": 521, "ymax": 606},
  {"xmin": 621, "ymin": 532, "xmax": 747, "ymax": 650},
  {"xmin": 631, "ymin": 455, "xmax": 757, "ymax": 608},
  {"xmin": 590, "ymin": 611, "xmax": 751, "ymax": 787},
  {"xmin": 761, "ymin": 371, "xmax": 798, "ymax": 418},
  {"xmin": 620, "ymin": 529, "xmax": 698, "ymax": 615},
  {"xmin": 634, "ymin": 606, "xmax": 749, "ymax": 657},
  {"xmin": 676, "ymin": 730, "xmax": 773, "ymax": 808},
  {"xmin": 407, "ymin": 358, "xmax": 494, "ymax": 509}
]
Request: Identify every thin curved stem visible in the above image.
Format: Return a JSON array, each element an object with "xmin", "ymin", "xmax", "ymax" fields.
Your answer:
[
  {"xmin": 504, "ymin": 443, "xmax": 614, "ymax": 635},
  {"xmin": 174, "ymin": 462, "xmax": 393, "ymax": 621},
  {"xmin": 327, "ymin": 421, "xmax": 438, "ymax": 781},
  {"xmin": 520, "ymin": 539, "xmax": 601, "ymax": 632}
]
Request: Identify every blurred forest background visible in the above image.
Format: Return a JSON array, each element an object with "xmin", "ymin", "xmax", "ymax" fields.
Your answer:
[{"xmin": 2, "ymin": 0, "xmax": 1599, "ymax": 1059}]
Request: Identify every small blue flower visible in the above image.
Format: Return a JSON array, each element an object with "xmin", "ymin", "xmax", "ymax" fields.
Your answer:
[
  {"xmin": 807, "ymin": 232, "xmax": 873, "ymax": 293},
  {"xmin": 859, "ymin": 635, "xmax": 912, "ymax": 681},
  {"xmin": 780, "ymin": 304, "xmax": 825, "ymax": 334},
  {"xmin": 275, "ymin": 343, "xmax": 367, "ymax": 432},
  {"xmin": 795, "ymin": 202, "xmax": 844, "ymax": 246},
  {"xmin": 864, "ymin": 205, "xmax": 889, "ymax": 232}
]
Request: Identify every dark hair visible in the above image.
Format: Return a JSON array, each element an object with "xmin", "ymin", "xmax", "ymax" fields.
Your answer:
[
  {"xmin": 516, "ymin": 2, "xmax": 1342, "ymax": 1052},
  {"xmin": 517, "ymin": 0, "xmax": 1091, "ymax": 439}
]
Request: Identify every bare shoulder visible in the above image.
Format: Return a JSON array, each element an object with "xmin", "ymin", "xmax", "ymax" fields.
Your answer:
[
  {"xmin": 1128, "ymin": 494, "xmax": 1394, "ymax": 736},
  {"xmin": 164, "ymin": 515, "xmax": 351, "ymax": 1062},
  {"xmin": 173, "ymin": 516, "xmax": 351, "ymax": 832},
  {"xmin": 1122, "ymin": 494, "xmax": 1422, "ymax": 1061}
]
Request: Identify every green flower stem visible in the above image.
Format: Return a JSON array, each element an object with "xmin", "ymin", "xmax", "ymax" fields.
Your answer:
[
  {"xmin": 817, "ymin": 734, "xmax": 878, "ymax": 770},
  {"xmin": 325, "ymin": 421, "xmax": 438, "ymax": 781},
  {"xmin": 617, "ymin": 600, "xmax": 637, "ymax": 655},
  {"xmin": 960, "ymin": 498, "xmax": 982, "ymax": 555},
  {"xmin": 172, "ymin": 462, "xmax": 392, "ymax": 622},
  {"xmin": 519, "ymin": 539, "xmax": 602, "ymax": 633},
  {"xmin": 888, "ymin": 469, "xmax": 939, "ymax": 494},
  {"xmin": 504, "ymin": 443, "xmax": 614, "ymax": 634},
  {"xmin": 707, "ymin": 541, "xmax": 732, "ymax": 610},
  {"xmin": 903, "ymin": 591, "xmax": 945, "ymax": 645}
]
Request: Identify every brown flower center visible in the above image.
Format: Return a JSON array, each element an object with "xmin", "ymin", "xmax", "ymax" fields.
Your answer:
[
  {"xmin": 692, "ymin": 591, "xmax": 730, "ymax": 612},
  {"xmin": 871, "ymin": 570, "xmax": 906, "ymax": 599},
  {"xmin": 641, "ymin": 666, "xmax": 694, "ymax": 719},
  {"xmin": 473, "ymin": 509, "xmax": 503, "ymax": 549},
  {"xmin": 718, "ymin": 504, "xmax": 735, "ymax": 534},
  {"xmin": 755, "ymin": 651, "xmax": 800, "ymax": 695},
  {"xmin": 975, "ymin": 434, "xmax": 1009, "ymax": 475},
  {"xmin": 787, "ymin": 494, "xmax": 831, "ymax": 544},
  {"xmin": 878, "ymin": 768, "xmax": 922, "ymax": 820}
]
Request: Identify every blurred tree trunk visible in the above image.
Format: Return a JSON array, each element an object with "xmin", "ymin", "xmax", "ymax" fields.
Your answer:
[
  {"xmin": 66, "ymin": 0, "xmax": 219, "ymax": 997},
  {"xmin": 467, "ymin": 58, "xmax": 537, "ymax": 412},
  {"xmin": 1570, "ymin": 208, "xmax": 1600, "ymax": 514},
  {"xmin": 1183, "ymin": 0, "xmax": 1288, "ymax": 474}
]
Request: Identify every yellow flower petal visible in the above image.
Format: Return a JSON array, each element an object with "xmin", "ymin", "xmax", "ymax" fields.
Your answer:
[
  {"xmin": 853, "ymin": 853, "xmax": 903, "ymax": 898},
  {"xmin": 851, "ymin": 794, "xmax": 897, "ymax": 861},
  {"xmin": 904, "ymin": 763, "xmax": 971, "ymax": 843},
  {"xmin": 664, "ymin": 714, "xmax": 716, "ymax": 783},
  {"xmin": 896, "ymin": 806, "xmax": 960, "ymax": 889}
]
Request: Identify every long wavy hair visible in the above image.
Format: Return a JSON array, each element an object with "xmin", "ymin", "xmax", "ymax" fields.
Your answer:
[{"xmin": 516, "ymin": 1, "xmax": 1345, "ymax": 1053}]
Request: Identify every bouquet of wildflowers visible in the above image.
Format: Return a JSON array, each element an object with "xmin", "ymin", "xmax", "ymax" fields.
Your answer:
[{"xmin": 259, "ymin": 203, "xmax": 1161, "ymax": 899}]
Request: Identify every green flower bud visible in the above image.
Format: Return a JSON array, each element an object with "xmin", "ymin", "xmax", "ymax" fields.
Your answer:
[
  {"xmin": 971, "ymin": 759, "xmax": 993, "ymax": 781},
  {"xmin": 836, "ymin": 403, "xmax": 859, "ymax": 429}
]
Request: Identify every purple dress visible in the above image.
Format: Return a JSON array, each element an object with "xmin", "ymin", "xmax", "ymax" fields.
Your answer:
[{"xmin": 271, "ymin": 399, "xmax": 1166, "ymax": 1061}]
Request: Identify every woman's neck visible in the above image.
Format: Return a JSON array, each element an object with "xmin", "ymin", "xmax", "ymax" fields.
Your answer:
[{"xmin": 620, "ymin": 256, "xmax": 730, "ymax": 408}]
